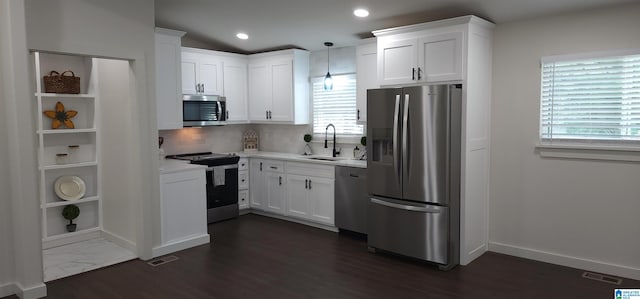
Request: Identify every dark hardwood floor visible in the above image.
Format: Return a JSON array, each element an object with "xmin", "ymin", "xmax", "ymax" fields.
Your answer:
[{"xmin": 4, "ymin": 214, "xmax": 638, "ymax": 298}]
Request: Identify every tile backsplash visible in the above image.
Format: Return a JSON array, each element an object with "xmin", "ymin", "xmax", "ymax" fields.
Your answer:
[{"xmin": 160, "ymin": 124, "xmax": 365, "ymax": 159}]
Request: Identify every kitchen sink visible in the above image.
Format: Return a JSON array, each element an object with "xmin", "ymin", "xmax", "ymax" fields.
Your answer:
[{"xmin": 302, "ymin": 155, "xmax": 350, "ymax": 161}]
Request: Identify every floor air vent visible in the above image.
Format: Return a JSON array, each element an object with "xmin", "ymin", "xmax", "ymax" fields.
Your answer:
[
  {"xmin": 581, "ymin": 271, "xmax": 622, "ymax": 285},
  {"xmin": 147, "ymin": 255, "xmax": 179, "ymax": 267}
]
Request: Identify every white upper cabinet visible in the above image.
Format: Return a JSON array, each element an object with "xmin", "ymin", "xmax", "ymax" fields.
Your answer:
[
  {"xmin": 248, "ymin": 49, "xmax": 309, "ymax": 124},
  {"xmin": 222, "ymin": 56, "xmax": 249, "ymax": 122},
  {"xmin": 155, "ymin": 28, "xmax": 185, "ymax": 130},
  {"xmin": 377, "ymin": 39, "xmax": 418, "ymax": 85},
  {"xmin": 418, "ymin": 31, "xmax": 463, "ymax": 82},
  {"xmin": 356, "ymin": 41, "xmax": 378, "ymax": 124},
  {"xmin": 181, "ymin": 48, "xmax": 223, "ymax": 95},
  {"xmin": 374, "ymin": 19, "xmax": 465, "ymax": 86}
]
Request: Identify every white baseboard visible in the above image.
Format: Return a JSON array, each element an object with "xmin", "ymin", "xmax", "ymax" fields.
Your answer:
[
  {"xmin": 489, "ymin": 241, "xmax": 640, "ymax": 281},
  {"xmin": 14, "ymin": 282, "xmax": 47, "ymax": 299},
  {"xmin": 42, "ymin": 230, "xmax": 101, "ymax": 249},
  {"xmin": 250, "ymin": 210, "xmax": 339, "ymax": 233},
  {"xmin": 151, "ymin": 234, "xmax": 210, "ymax": 258},
  {"xmin": 460, "ymin": 243, "xmax": 487, "ymax": 265},
  {"xmin": 101, "ymin": 230, "xmax": 137, "ymax": 254},
  {"xmin": 0, "ymin": 282, "xmax": 17, "ymax": 298}
]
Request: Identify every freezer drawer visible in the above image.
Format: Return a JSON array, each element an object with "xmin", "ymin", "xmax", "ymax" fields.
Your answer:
[{"xmin": 367, "ymin": 196, "xmax": 449, "ymax": 264}]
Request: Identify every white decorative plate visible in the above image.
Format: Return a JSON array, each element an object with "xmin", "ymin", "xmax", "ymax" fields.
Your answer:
[{"xmin": 54, "ymin": 175, "xmax": 86, "ymax": 201}]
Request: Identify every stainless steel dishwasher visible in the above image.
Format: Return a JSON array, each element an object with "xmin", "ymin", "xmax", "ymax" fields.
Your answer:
[{"xmin": 335, "ymin": 166, "xmax": 368, "ymax": 234}]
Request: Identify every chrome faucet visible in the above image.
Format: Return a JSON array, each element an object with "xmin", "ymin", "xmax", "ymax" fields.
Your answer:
[{"xmin": 324, "ymin": 123, "xmax": 341, "ymax": 157}]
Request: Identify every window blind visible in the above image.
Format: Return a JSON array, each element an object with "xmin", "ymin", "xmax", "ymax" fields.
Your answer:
[
  {"xmin": 312, "ymin": 74, "xmax": 363, "ymax": 135},
  {"xmin": 540, "ymin": 52, "xmax": 640, "ymax": 144}
]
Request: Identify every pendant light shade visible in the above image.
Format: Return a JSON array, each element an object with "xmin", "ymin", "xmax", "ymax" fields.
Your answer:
[{"xmin": 324, "ymin": 42, "xmax": 334, "ymax": 91}]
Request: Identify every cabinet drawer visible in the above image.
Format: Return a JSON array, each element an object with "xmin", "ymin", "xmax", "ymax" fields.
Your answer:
[
  {"xmin": 238, "ymin": 171, "xmax": 249, "ymax": 189},
  {"xmin": 238, "ymin": 190, "xmax": 249, "ymax": 209},
  {"xmin": 238, "ymin": 158, "xmax": 249, "ymax": 170},
  {"xmin": 264, "ymin": 160, "xmax": 284, "ymax": 173},
  {"xmin": 286, "ymin": 162, "xmax": 334, "ymax": 179}
]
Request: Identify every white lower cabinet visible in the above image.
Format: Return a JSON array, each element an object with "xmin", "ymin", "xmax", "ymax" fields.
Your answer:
[
  {"xmin": 265, "ymin": 171, "xmax": 286, "ymax": 215},
  {"xmin": 285, "ymin": 174, "xmax": 309, "ymax": 219},
  {"xmin": 248, "ymin": 158, "xmax": 336, "ymax": 227},
  {"xmin": 285, "ymin": 162, "xmax": 335, "ymax": 226},
  {"xmin": 238, "ymin": 158, "xmax": 250, "ymax": 210},
  {"xmin": 249, "ymin": 159, "xmax": 284, "ymax": 213},
  {"xmin": 249, "ymin": 159, "xmax": 267, "ymax": 210},
  {"xmin": 159, "ymin": 168, "xmax": 208, "ymax": 245}
]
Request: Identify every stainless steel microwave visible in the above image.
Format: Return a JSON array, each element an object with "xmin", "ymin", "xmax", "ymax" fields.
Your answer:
[{"xmin": 183, "ymin": 94, "xmax": 226, "ymax": 127}]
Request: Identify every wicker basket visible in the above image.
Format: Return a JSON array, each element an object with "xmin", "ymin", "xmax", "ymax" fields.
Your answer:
[{"xmin": 43, "ymin": 70, "xmax": 80, "ymax": 94}]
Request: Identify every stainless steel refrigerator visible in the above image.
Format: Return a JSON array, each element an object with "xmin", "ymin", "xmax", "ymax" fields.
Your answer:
[{"xmin": 366, "ymin": 84, "xmax": 461, "ymax": 270}]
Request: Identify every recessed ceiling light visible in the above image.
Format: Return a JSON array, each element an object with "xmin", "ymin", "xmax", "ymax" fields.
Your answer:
[
  {"xmin": 236, "ymin": 33, "xmax": 249, "ymax": 40},
  {"xmin": 353, "ymin": 8, "xmax": 369, "ymax": 18}
]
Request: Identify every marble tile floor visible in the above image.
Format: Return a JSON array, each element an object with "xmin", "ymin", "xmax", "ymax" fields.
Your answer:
[{"xmin": 43, "ymin": 237, "xmax": 137, "ymax": 282}]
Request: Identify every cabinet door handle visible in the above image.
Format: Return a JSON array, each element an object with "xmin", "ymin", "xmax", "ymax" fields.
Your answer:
[
  {"xmin": 196, "ymin": 83, "xmax": 200, "ymax": 93},
  {"xmin": 202, "ymin": 83, "xmax": 205, "ymax": 92},
  {"xmin": 349, "ymin": 174, "xmax": 359, "ymax": 178},
  {"xmin": 305, "ymin": 179, "xmax": 308, "ymax": 189},
  {"xmin": 226, "ymin": 110, "xmax": 229, "ymax": 120},
  {"xmin": 357, "ymin": 109, "xmax": 360, "ymax": 120},
  {"xmin": 279, "ymin": 176, "xmax": 282, "ymax": 185},
  {"xmin": 266, "ymin": 110, "xmax": 269, "ymax": 119},
  {"xmin": 412, "ymin": 68, "xmax": 416, "ymax": 80},
  {"xmin": 417, "ymin": 67, "xmax": 422, "ymax": 80},
  {"xmin": 268, "ymin": 110, "xmax": 272, "ymax": 119},
  {"xmin": 241, "ymin": 179, "xmax": 245, "ymax": 182},
  {"xmin": 308, "ymin": 180, "xmax": 312, "ymax": 190},
  {"xmin": 260, "ymin": 162, "xmax": 263, "ymax": 171},
  {"xmin": 270, "ymin": 166, "xmax": 277, "ymax": 170}
]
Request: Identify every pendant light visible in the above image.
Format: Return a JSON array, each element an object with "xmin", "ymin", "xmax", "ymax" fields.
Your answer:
[{"xmin": 323, "ymin": 42, "xmax": 334, "ymax": 91}]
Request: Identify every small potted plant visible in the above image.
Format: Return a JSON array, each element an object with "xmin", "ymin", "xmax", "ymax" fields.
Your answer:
[
  {"xmin": 303, "ymin": 133, "xmax": 313, "ymax": 155},
  {"xmin": 357, "ymin": 136, "xmax": 367, "ymax": 160},
  {"xmin": 62, "ymin": 204, "xmax": 80, "ymax": 232}
]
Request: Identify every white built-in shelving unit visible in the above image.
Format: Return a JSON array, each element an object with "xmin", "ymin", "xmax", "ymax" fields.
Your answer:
[{"xmin": 34, "ymin": 52, "xmax": 102, "ymax": 249}]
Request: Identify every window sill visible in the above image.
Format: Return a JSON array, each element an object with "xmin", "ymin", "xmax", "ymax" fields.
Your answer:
[{"xmin": 535, "ymin": 143, "xmax": 640, "ymax": 162}]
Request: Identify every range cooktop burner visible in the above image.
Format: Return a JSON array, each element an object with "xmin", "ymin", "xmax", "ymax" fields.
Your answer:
[{"xmin": 166, "ymin": 152, "xmax": 240, "ymax": 166}]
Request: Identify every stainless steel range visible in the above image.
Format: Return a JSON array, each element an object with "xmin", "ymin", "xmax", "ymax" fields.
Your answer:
[{"xmin": 167, "ymin": 152, "xmax": 240, "ymax": 223}]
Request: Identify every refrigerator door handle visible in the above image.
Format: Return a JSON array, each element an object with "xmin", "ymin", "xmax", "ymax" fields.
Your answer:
[
  {"xmin": 370, "ymin": 198, "xmax": 442, "ymax": 213},
  {"xmin": 403, "ymin": 94, "xmax": 410, "ymax": 180},
  {"xmin": 393, "ymin": 94, "xmax": 401, "ymax": 185}
]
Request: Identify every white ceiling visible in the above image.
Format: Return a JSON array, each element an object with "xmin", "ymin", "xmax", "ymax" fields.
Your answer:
[{"xmin": 154, "ymin": 0, "xmax": 636, "ymax": 54}]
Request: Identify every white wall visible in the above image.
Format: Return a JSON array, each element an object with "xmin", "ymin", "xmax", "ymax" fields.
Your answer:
[
  {"xmin": 490, "ymin": 3, "xmax": 640, "ymax": 280},
  {"xmin": 24, "ymin": 0, "xmax": 157, "ymax": 261},
  {"xmin": 1, "ymin": 0, "xmax": 47, "ymax": 298},
  {"xmin": 96, "ymin": 59, "xmax": 137, "ymax": 251},
  {"xmin": 0, "ymin": 1, "xmax": 16, "ymax": 295}
]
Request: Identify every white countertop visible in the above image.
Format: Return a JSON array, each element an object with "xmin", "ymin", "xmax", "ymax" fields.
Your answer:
[
  {"xmin": 236, "ymin": 151, "xmax": 367, "ymax": 169},
  {"xmin": 159, "ymin": 159, "xmax": 208, "ymax": 174},
  {"xmin": 159, "ymin": 151, "xmax": 367, "ymax": 172}
]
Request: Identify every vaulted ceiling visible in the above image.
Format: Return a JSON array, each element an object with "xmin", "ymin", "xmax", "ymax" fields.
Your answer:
[{"xmin": 155, "ymin": 0, "xmax": 636, "ymax": 54}]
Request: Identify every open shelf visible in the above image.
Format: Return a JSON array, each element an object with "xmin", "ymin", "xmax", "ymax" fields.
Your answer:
[
  {"xmin": 45, "ymin": 200, "xmax": 99, "ymax": 239},
  {"xmin": 40, "ymin": 97, "xmax": 95, "ymax": 130},
  {"xmin": 38, "ymin": 128, "xmax": 97, "ymax": 134},
  {"xmin": 44, "ymin": 196, "xmax": 100, "ymax": 208},
  {"xmin": 36, "ymin": 93, "xmax": 95, "ymax": 98},
  {"xmin": 34, "ymin": 51, "xmax": 102, "ymax": 248}
]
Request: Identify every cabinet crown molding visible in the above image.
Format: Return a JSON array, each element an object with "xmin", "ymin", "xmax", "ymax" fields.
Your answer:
[
  {"xmin": 155, "ymin": 27, "xmax": 186, "ymax": 37},
  {"xmin": 372, "ymin": 15, "xmax": 494, "ymax": 37}
]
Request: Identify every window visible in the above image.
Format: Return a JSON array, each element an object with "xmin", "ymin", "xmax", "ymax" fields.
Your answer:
[
  {"xmin": 312, "ymin": 73, "xmax": 363, "ymax": 136},
  {"xmin": 540, "ymin": 51, "xmax": 640, "ymax": 145}
]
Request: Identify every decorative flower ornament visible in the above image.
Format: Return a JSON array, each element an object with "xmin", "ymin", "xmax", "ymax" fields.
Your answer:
[{"xmin": 43, "ymin": 101, "xmax": 78, "ymax": 129}]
